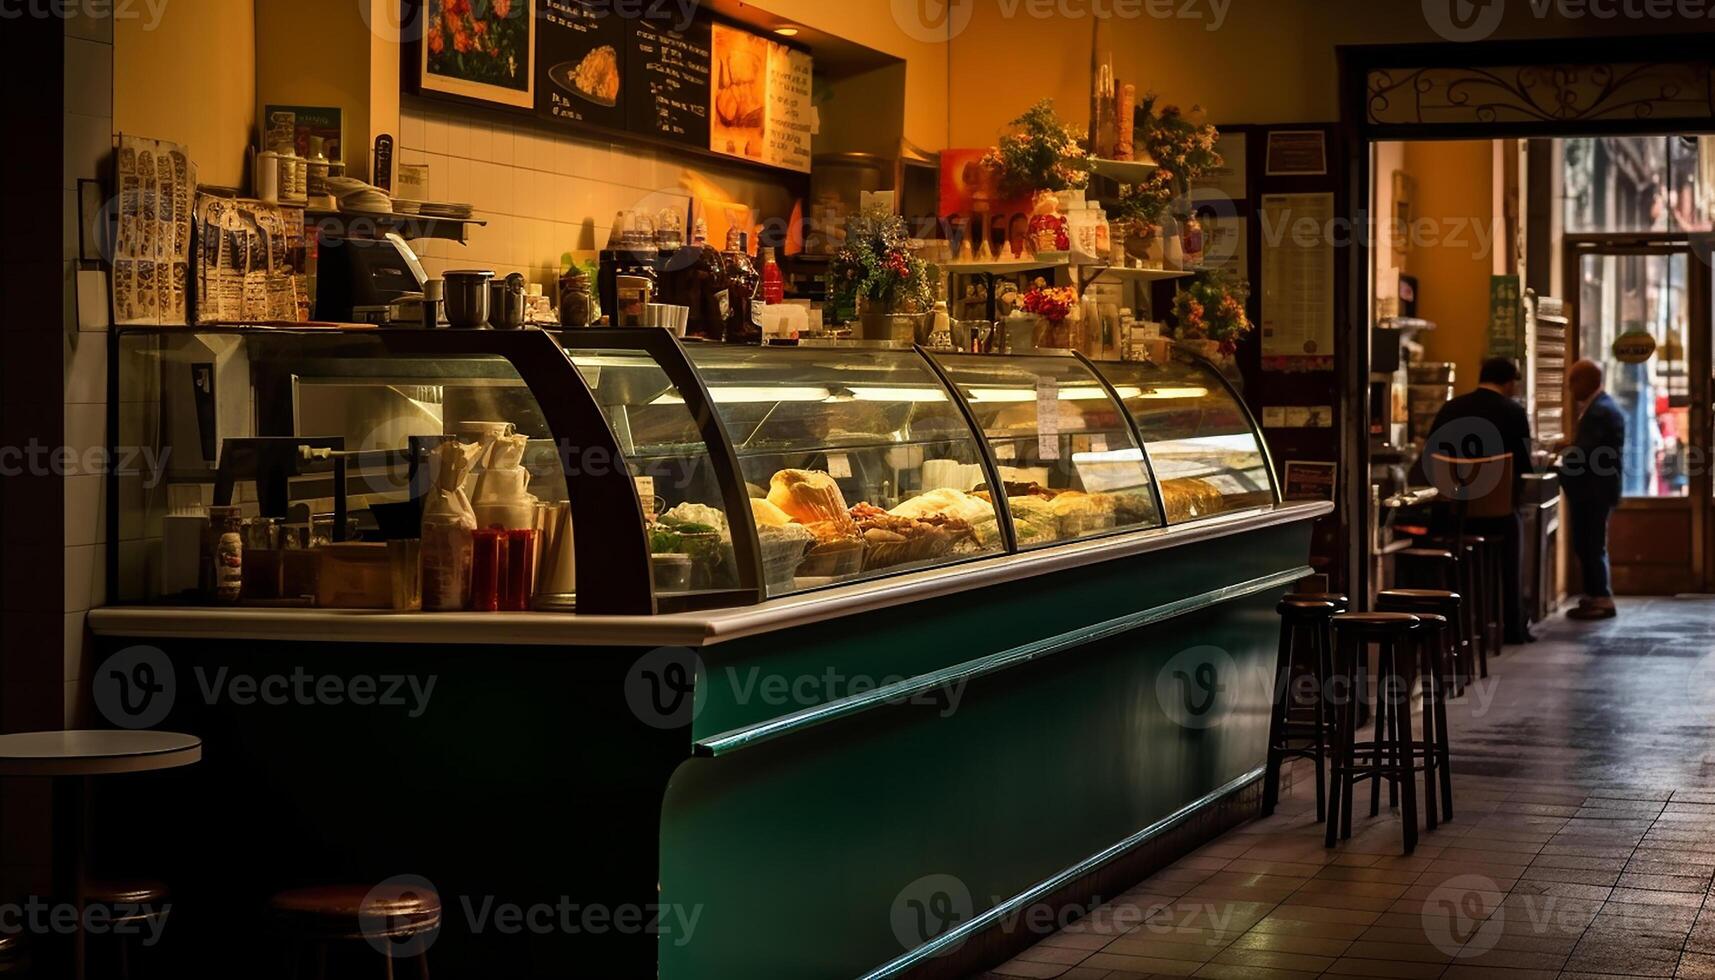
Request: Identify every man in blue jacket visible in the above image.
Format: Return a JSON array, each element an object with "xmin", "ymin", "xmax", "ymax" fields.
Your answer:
[{"xmin": 1559, "ymin": 359, "xmax": 1626, "ymax": 621}]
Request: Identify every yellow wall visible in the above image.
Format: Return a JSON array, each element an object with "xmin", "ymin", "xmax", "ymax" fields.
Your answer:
[
  {"xmin": 1403, "ymin": 140, "xmax": 1497, "ymax": 392},
  {"xmin": 115, "ymin": 0, "xmax": 256, "ymax": 188},
  {"xmin": 254, "ymin": 0, "xmax": 400, "ymax": 181},
  {"xmin": 738, "ymin": 0, "xmax": 949, "ymax": 149}
]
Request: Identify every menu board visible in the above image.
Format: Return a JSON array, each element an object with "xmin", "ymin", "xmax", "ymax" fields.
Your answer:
[
  {"xmin": 537, "ymin": 0, "xmax": 628, "ymax": 131},
  {"xmin": 524, "ymin": 5, "xmax": 809, "ymax": 173},
  {"xmin": 709, "ymin": 23, "xmax": 812, "ymax": 173},
  {"xmin": 627, "ymin": 17, "xmax": 711, "ymax": 146}
]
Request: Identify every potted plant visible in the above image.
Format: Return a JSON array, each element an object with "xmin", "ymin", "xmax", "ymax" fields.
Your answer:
[
  {"xmin": 1170, "ymin": 270, "xmax": 1253, "ymax": 370},
  {"xmin": 831, "ymin": 205, "xmax": 940, "ymax": 340},
  {"xmin": 982, "ymin": 101, "xmax": 1093, "ymax": 205},
  {"xmin": 1019, "ymin": 279, "xmax": 1081, "ymax": 350},
  {"xmin": 1108, "ymin": 97, "xmax": 1222, "ymax": 267}
]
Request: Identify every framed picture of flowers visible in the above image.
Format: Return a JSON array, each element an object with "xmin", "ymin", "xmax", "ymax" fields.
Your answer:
[{"xmin": 420, "ymin": 0, "xmax": 537, "ymax": 110}]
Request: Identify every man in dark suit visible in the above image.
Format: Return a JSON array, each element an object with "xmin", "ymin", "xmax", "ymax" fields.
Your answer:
[
  {"xmin": 1559, "ymin": 359, "xmax": 1626, "ymax": 621},
  {"xmin": 1423, "ymin": 357, "xmax": 1535, "ymax": 644}
]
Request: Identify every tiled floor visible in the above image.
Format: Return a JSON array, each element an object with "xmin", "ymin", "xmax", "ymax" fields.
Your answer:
[{"xmin": 974, "ymin": 597, "xmax": 1715, "ymax": 980}]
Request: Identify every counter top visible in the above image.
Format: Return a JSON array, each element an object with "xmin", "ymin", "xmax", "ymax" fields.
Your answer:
[{"xmin": 89, "ymin": 502, "xmax": 1331, "ymax": 649}]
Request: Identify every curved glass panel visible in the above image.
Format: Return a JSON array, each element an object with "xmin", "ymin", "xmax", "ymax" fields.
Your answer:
[
  {"xmin": 1097, "ymin": 355, "xmax": 1276, "ymax": 522},
  {"xmin": 562, "ymin": 348, "xmax": 742, "ymax": 600},
  {"xmin": 931, "ymin": 352, "xmax": 1162, "ymax": 547},
  {"xmin": 682, "ymin": 344, "xmax": 1005, "ymax": 596}
]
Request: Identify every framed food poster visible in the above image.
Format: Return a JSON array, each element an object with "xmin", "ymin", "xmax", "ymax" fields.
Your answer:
[
  {"xmin": 420, "ymin": 0, "xmax": 537, "ymax": 109},
  {"xmin": 710, "ymin": 22, "xmax": 769, "ymax": 163}
]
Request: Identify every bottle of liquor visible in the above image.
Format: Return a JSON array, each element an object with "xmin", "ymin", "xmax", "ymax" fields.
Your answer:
[
  {"xmin": 721, "ymin": 229, "xmax": 761, "ymax": 344},
  {"xmin": 671, "ymin": 218, "xmax": 733, "ymax": 341}
]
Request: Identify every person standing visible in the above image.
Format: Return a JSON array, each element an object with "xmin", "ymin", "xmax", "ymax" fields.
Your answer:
[
  {"xmin": 1423, "ymin": 357, "xmax": 1535, "ymax": 644},
  {"xmin": 1559, "ymin": 359, "xmax": 1627, "ymax": 621}
]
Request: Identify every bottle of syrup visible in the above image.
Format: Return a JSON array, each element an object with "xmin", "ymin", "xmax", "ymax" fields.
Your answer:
[{"xmin": 721, "ymin": 229, "xmax": 761, "ymax": 344}]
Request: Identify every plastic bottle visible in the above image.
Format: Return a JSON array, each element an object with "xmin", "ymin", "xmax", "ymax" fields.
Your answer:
[{"xmin": 759, "ymin": 247, "xmax": 785, "ymax": 306}]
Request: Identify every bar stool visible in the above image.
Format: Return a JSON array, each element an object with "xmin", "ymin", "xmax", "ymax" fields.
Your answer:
[
  {"xmin": 85, "ymin": 880, "xmax": 168, "ymax": 979},
  {"xmin": 1379, "ymin": 586, "xmax": 1470, "ymax": 698},
  {"xmin": 1397, "ymin": 546, "xmax": 1489, "ymax": 683},
  {"xmin": 1264, "ymin": 599, "xmax": 1339, "ymax": 821},
  {"xmin": 1454, "ymin": 535, "xmax": 1504, "ymax": 659},
  {"xmin": 0, "ymin": 935, "xmax": 26, "ymax": 975},
  {"xmin": 271, "ymin": 882, "xmax": 440, "ymax": 979},
  {"xmin": 1375, "ymin": 592, "xmax": 1458, "ymax": 824},
  {"xmin": 1327, "ymin": 613, "xmax": 1424, "ymax": 854}
]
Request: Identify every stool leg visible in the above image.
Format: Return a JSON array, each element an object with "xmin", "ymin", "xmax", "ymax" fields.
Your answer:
[
  {"xmin": 419, "ymin": 951, "xmax": 432, "ymax": 980},
  {"xmin": 1312, "ymin": 621, "xmax": 1330, "ymax": 823},
  {"xmin": 1416, "ymin": 635, "xmax": 1439, "ymax": 832},
  {"xmin": 1392, "ymin": 638, "xmax": 1420, "ymax": 854},
  {"xmin": 1262, "ymin": 620, "xmax": 1294, "ymax": 817},
  {"xmin": 1327, "ymin": 631, "xmax": 1352, "ymax": 848},
  {"xmin": 1434, "ymin": 622, "xmax": 1456, "ymax": 821},
  {"xmin": 1371, "ymin": 643, "xmax": 1388, "ymax": 818},
  {"xmin": 385, "ymin": 947, "xmax": 396, "ymax": 980}
]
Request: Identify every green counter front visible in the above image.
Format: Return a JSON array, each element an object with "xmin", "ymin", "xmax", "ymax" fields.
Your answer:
[{"xmin": 87, "ymin": 501, "xmax": 1324, "ymax": 980}]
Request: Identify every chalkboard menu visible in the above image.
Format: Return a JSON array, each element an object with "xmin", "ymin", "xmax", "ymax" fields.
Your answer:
[
  {"xmin": 537, "ymin": 0, "xmax": 628, "ymax": 131},
  {"xmin": 626, "ymin": 18, "xmax": 711, "ymax": 147},
  {"xmin": 524, "ymin": 1, "xmax": 808, "ymax": 173}
]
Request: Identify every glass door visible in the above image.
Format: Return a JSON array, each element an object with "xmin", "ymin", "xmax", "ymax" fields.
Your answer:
[{"xmin": 1565, "ymin": 235, "xmax": 1713, "ymax": 593}]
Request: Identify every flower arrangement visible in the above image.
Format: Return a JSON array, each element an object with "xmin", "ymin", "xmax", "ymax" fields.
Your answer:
[
  {"xmin": 1171, "ymin": 271, "xmax": 1253, "ymax": 355},
  {"xmin": 427, "ymin": 0, "xmax": 528, "ymax": 89},
  {"xmin": 831, "ymin": 205, "xmax": 939, "ymax": 316},
  {"xmin": 982, "ymin": 101, "xmax": 1093, "ymax": 198},
  {"xmin": 1020, "ymin": 280, "xmax": 1079, "ymax": 325},
  {"xmin": 1109, "ymin": 96, "xmax": 1223, "ymax": 226}
]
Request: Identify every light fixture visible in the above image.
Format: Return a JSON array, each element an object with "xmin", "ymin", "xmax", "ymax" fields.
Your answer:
[{"xmin": 774, "ymin": 25, "xmax": 800, "ymax": 36}]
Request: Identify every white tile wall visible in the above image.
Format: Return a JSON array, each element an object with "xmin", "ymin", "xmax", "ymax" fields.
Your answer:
[{"xmin": 396, "ymin": 99, "xmax": 794, "ymax": 294}]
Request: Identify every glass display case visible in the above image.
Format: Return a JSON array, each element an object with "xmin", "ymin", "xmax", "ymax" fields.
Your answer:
[
  {"xmin": 110, "ymin": 328, "xmax": 1278, "ymax": 615},
  {"xmin": 928, "ymin": 352, "xmax": 1163, "ymax": 547},
  {"xmin": 1096, "ymin": 357, "xmax": 1278, "ymax": 520}
]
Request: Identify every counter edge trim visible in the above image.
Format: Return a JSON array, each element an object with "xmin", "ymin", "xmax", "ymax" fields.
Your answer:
[{"xmin": 695, "ymin": 565, "xmax": 1310, "ymax": 757}]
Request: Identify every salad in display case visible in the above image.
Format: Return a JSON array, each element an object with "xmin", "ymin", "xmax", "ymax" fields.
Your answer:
[{"xmin": 111, "ymin": 326, "xmax": 1278, "ymax": 616}]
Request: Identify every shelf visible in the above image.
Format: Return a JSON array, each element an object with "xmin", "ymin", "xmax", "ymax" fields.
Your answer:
[
  {"xmin": 945, "ymin": 258, "xmax": 1070, "ymax": 276},
  {"xmin": 1077, "ymin": 265, "xmax": 1195, "ymax": 286},
  {"xmin": 304, "ymin": 209, "xmax": 485, "ymax": 243},
  {"xmin": 1089, "ymin": 157, "xmax": 1160, "ymax": 183}
]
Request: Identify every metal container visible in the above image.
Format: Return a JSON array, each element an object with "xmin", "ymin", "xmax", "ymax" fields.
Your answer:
[
  {"xmin": 489, "ymin": 273, "xmax": 527, "ymax": 330},
  {"xmin": 443, "ymin": 270, "xmax": 494, "ymax": 328}
]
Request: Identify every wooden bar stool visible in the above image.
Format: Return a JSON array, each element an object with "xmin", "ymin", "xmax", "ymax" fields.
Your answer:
[
  {"xmin": 1379, "ymin": 586, "xmax": 1471, "ymax": 699},
  {"xmin": 1396, "ymin": 546, "xmax": 1488, "ymax": 683},
  {"xmin": 1327, "ymin": 613, "xmax": 1424, "ymax": 854},
  {"xmin": 271, "ymin": 882, "xmax": 440, "ymax": 979},
  {"xmin": 84, "ymin": 880, "xmax": 169, "ymax": 980},
  {"xmin": 1264, "ymin": 598, "xmax": 1340, "ymax": 821},
  {"xmin": 1374, "ymin": 594, "xmax": 1458, "ymax": 824}
]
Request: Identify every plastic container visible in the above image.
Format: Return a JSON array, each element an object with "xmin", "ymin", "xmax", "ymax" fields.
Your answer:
[{"xmin": 651, "ymin": 553, "xmax": 693, "ymax": 593}]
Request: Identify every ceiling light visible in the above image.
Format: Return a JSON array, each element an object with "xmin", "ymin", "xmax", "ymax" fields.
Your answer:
[{"xmin": 774, "ymin": 25, "xmax": 800, "ymax": 36}]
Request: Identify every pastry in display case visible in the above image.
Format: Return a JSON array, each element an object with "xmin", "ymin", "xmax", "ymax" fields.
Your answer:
[
  {"xmin": 1096, "ymin": 353, "xmax": 1278, "ymax": 522},
  {"xmin": 927, "ymin": 352, "xmax": 1163, "ymax": 547},
  {"xmin": 673, "ymin": 344, "xmax": 1008, "ymax": 594}
]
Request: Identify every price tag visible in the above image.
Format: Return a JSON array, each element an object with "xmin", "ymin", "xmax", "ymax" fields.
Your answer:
[
  {"xmin": 1036, "ymin": 379, "xmax": 1060, "ymax": 461},
  {"xmin": 827, "ymin": 453, "xmax": 852, "ymax": 479},
  {"xmin": 995, "ymin": 441, "xmax": 1017, "ymax": 462},
  {"xmin": 635, "ymin": 476, "xmax": 656, "ymax": 520}
]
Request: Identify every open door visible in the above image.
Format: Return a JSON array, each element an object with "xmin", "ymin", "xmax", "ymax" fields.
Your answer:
[{"xmin": 1564, "ymin": 235, "xmax": 1713, "ymax": 594}]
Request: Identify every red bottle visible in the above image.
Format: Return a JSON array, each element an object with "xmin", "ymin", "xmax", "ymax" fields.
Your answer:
[
  {"xmin": 470, "ymin": 528, "xmax": 507, "ymax": 613},
  {"xmin": 759, "ymin": 247, "xmax": 784, "ymax": 306}
]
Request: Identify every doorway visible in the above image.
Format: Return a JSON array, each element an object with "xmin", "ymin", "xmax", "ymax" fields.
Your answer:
[{"xmin": 1562, "ymin": 235, "xmax": 1713, "ymax": 592}]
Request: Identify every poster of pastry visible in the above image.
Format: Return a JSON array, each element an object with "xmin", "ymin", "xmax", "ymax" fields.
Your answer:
[
  {"xmin": 537, "ymin": 0, "xmax": 627, "ymax": 129},
  {"xmin": 710, "ymin": 23, "xmax": 768, "ymax": 163},
  {"xmin": 420, "ymin": 0, "xmax": 537, "ymax": 110},
  {"xmin": 192, "ymin": 194, "xmax": 308, "ymax": 325},
  {"xmin": 112, "ymin": 135, "xmax": 195, "ymax": 326}
]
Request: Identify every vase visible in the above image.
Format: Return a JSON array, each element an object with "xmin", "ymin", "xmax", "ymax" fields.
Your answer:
[
  {"xmin": 1181, "ymin": 214, "xmax": 1205, "ymax": 269},
  {"xmin": 857, "ymin": 298, "xmax": 930, "ymax": 344}
]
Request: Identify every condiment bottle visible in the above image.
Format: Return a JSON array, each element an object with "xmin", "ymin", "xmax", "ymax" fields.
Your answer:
[
  {"xmin": 721, "ymin": 230, "xmax": 761, "ymax": 343},
  {"xmin": 759, "ymin": 247, "xmax": 784, "ymax": 306}
]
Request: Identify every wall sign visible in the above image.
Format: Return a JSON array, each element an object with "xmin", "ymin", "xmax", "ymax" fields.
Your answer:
[
  {"xmin": 1612, "ymin": 329, "xmax": 1658, "ymax": 364},
  {"xmin": 1283, "ymin": 461, "xmax": 1338, "ymax": 502},
  {"xmin": 1259, "ymin": 193, "xmax": 1336, "ymax": 364},
  {"xmin": 1487, "ymin": 274, "xmax": 1523, "ymax": 360}
]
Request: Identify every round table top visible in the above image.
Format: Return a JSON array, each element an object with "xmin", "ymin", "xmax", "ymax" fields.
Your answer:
[{"xmin": 0, "ymin": 731, "xmax": 202, "ymax": 777}]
